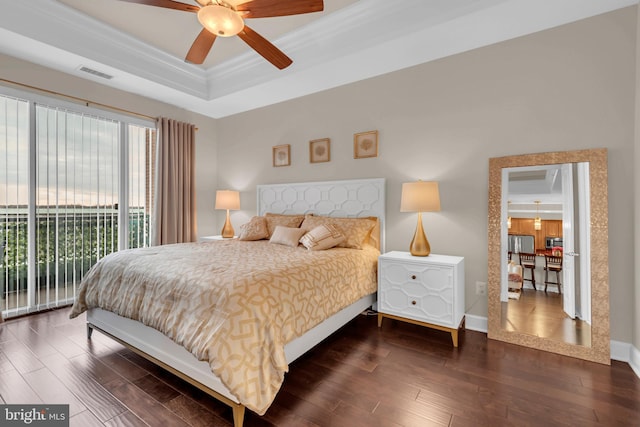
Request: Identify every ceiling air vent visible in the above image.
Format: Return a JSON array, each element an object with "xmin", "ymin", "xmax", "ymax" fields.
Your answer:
[{"xmin": 79, "ymin": 66, "xmax": 113, "ymax": 80}]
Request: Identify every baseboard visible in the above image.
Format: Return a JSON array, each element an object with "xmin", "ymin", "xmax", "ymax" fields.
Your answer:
[
  {"xmin": 611, "ymin": 341, "xmax": 640, "ymax": 378},
  {"xmin": 464, "ymin": 314, "xmax": 640, "ymax": 379},
  {"xmin": 611, "ymin": 340, "xmax": 640, "ymax": 378},
  {"xmin": 610, "ymin": 340, "xmax": 630, "ymax": 362},
  {"xmin": 629, "ymin": 344, "xmax": 640, "ymax": 378},
  {"xmin": 464, "ymin": 314, "xmax": 488, "ymax": 333}
]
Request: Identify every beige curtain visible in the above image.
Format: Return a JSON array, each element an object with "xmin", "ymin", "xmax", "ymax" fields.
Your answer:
[{"xmin": 152, "ymin": 117, "xmax": 197, "ymax": 245}]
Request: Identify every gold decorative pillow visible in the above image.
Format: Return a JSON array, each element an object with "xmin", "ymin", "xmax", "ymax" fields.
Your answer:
[
  {"xmin": 300, "ymin": 216, "xmax": 376, "ymax": 249},
  {"xmin": 269, "ymin": 226, "xmax": 307, "ymax": 247},
  {"xmin": 264, "ymin": 213, "xmax": 306, "ymax": 237},
  {"xmin": 300, "ymin": 224, "xmax": 346, "ymax": 251},
  {"xmin": 238, "ymin": 216, "xmax": 269, "ymax": 241}
]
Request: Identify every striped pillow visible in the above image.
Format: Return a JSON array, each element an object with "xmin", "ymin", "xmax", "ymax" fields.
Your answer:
[
  {"xmin": 300, "ymin": 224, "xmax": 346, "ymax": 251},
  {"xmin": 300, "ymin": 216, "xmax": 376, "ymax": 249}
]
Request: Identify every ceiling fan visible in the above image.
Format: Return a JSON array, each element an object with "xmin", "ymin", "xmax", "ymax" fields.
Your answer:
[{"xmin": 117, "ymin": 0, "xmax": 324, "ymax": 68}]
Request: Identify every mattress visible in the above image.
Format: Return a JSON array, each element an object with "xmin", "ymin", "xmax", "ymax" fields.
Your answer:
[{"xmin": 70, "ymin": 239, "xmax": 379, "ymax": 414}]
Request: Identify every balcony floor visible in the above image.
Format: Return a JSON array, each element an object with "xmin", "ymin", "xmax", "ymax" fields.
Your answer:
[{"xmin": 1, "ymin": 284, "xmax": 77, "ymax": 315}]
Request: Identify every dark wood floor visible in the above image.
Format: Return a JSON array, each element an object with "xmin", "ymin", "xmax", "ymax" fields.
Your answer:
[{"xmin": 1, "ymin": 308, "xmax": 639, "ymax": 427}]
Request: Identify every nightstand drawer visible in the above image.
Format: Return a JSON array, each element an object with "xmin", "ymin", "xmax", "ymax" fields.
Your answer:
[{"xmin": 379, "ymin": 260, "xmax": 454, "ymax": 326}]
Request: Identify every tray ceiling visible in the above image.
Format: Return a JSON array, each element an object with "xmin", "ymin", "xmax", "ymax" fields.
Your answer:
[{"xmin": 0, "ymin": 0, "xmax": 634, "ymax": 118}]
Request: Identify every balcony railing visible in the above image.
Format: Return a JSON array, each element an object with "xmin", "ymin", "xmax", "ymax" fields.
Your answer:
[{"xmin": 1, "ymin": 207, "xmax": 150, "ymax": 316}]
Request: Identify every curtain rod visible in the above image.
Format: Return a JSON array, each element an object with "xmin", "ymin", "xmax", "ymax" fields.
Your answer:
[{"xmin": 0, "ymin": 77, "xmax": 171, "ymax": 124}]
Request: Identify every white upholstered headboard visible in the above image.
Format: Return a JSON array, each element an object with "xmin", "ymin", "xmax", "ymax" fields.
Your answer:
[{"xmin": 257, "ymin": 178, "xmax": 386, "ymax": 252}]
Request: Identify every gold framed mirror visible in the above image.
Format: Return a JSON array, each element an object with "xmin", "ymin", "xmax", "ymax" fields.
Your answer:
[{"xmin": 487, "ymin": 148, "xmax": 610, "ymax": 364}]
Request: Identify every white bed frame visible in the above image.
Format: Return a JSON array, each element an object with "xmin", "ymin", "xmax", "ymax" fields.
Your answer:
[{"xmin": 86, "ymin": 178, "xmax": 386, "ymax": 427}]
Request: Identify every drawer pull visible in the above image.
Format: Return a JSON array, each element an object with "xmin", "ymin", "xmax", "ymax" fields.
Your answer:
[
  {"xmin": 411, "ymin": 300, "xmax": 417, "ymax": 305},
  {"xmin": 411, "ymin": 275, "xmax": 417, "ymax": 280}
]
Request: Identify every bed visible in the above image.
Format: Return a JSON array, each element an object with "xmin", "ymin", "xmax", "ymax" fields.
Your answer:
[{"xmin": 70, "ymin": 178, "xmax": 386, "ymax": 427}]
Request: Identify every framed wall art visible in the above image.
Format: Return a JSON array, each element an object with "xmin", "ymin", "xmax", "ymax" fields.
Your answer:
[
  {"xmin": 354, "ymin": 130, "xmax": 378, "ymax": 159},
  {"xmin": 272, "ymin": 144, "xmax": 290, "ymax": 167},
  {"xmin": 309, "ymin": 138, "xmax": 330, "ymax": 163}
]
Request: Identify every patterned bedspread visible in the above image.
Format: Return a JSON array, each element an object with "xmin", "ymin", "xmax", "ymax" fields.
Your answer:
[{"xmin": 69, "ymin": 240, "xmax": 378, "ymax": 414}]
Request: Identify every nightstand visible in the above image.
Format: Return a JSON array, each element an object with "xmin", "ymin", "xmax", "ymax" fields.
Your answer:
[
  {"xmin": 199, "ymin": 235, "xmax": 237, "ymax": 242},
  {"xmin": 377, "ymin": 251, "xmax": 465, "ymax": 347}
]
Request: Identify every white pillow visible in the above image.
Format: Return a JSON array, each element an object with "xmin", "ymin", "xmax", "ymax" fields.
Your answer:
[
  {"xmin": 269, "ymin": 226, "xmax": 306, "ymax": 247},
  {"xmin": 300, "ymin": 224, "xmax": 346, "ymax": 251}
]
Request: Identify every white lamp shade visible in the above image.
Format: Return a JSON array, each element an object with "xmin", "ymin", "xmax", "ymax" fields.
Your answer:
[
  {"xmin": 197, "ymin": 5, "xmax": 244, "ymax": 37},
  {"xmin": 400, "ymin": 181, "xmax": 441, "ymax": 212},
  {"xmin": 215, "ymin": 190, "xmax": 240, "ymax": 210}
]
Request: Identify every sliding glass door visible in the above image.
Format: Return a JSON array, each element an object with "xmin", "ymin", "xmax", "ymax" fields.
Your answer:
[
  {"xmin": 0, "ymin": 95, "xmax": 29, "ymax": 316},
  {"xmin": 0, "ymin": 90, "xmax": 156, "ymax": 318}
]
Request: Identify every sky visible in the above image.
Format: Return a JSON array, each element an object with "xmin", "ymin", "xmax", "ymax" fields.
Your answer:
[{"xmin": 1, "ymin": 95, "xmax": 151, "ymax": 209}]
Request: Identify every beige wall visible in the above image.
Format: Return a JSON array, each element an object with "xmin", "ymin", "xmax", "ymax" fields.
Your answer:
[
  {"xmin": 0, "ymin": 53, "xmax": 219, "ymax": 239},
  {"xmin": 217, "ymin": 7, "xmax": 636, "ymax": 342}
]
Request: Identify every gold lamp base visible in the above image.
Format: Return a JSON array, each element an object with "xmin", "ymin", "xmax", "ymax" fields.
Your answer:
[
  {"xmin": 220, "ymin": 209, "xmax": 235, "ymax": 238},
  {"xmin": 409, "ymin": 212, "xmax": 431, "ymax": 256}
]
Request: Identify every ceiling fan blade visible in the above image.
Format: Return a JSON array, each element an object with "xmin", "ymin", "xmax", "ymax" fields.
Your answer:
[
  {"xmin": 185, "ymin": 29, "xmax": 217, "ymax": 64},
  {"xmin": 235, "ymin": 0, "xmax": 323, "ymax": 18},
  {"xmin": 237, "ymin": 25, "xmax": 292, "ymax": 69},
  {"xmin": 116, "ymin": 0, "xmax": 199, "ymax": 12}
]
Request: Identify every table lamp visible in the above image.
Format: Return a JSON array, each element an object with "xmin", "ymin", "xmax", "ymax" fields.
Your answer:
[
  {"xmin": 400, "ymin": 181, "xmax": 441, "ymax": 256},
  {"xmin": 215, "ymin": 190, "xmax": 240, "ymax": 238}
]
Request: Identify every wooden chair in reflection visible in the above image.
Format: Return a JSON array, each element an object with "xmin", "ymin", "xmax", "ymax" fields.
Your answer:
[
  {"xmin": 544, "ymin": 255, "xmax": 563, "ymax": 293},
  {"xmin": 518, "ymin": 252, "xmax": 537, "ymax": 290}
]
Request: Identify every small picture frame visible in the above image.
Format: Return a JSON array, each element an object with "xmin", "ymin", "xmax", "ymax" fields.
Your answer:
[
  {"xmin": 272, "ymin": 144, "xmax": 290, "ymax": 167},
  {"xmin": 309, "ymin": 138, "xmax": 330, "ymax": 163},
  {"xmin": 354, "ymin": 130, "xmax": 378, "ymax": 159}
]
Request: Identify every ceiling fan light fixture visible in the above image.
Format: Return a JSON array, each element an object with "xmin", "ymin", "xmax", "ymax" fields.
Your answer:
[{"xmin": 197, "ymin": 5, "xmax": 244, "ymax": 37}]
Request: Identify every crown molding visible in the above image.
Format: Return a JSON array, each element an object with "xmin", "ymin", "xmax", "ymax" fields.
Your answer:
[{"xmin": 0, "ymin": 0, "xmax": 208, "ymax": 97}]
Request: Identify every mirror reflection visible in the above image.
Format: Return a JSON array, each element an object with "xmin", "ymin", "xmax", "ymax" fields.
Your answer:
[
  {"xmin": 487, "ymin": 148, "xmax": 609, "ymax": 365},
  {"xmin": 500, "ymin": 163, "xmax": 591, "ymax": 346}
]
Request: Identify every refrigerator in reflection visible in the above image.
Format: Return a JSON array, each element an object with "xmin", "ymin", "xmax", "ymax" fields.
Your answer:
[{"xmin": 508, "ymin": 234, "xmax": 535, "ymax": 254}]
